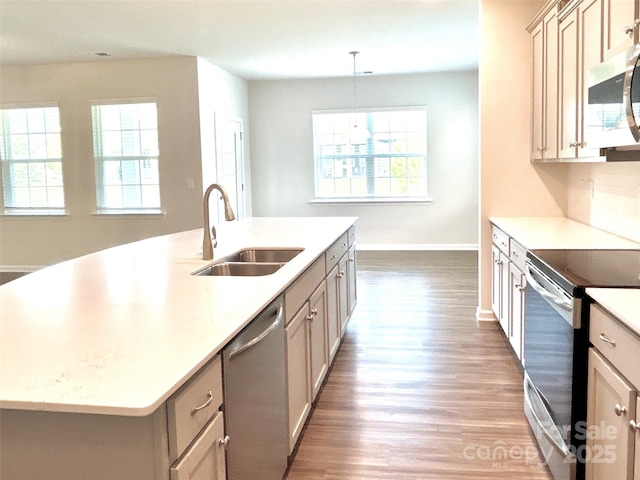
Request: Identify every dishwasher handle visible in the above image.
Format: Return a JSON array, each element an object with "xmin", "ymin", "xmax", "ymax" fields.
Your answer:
[{"xmin": 228, "ymin": 303, "xmax": 284, "ymax": 359}]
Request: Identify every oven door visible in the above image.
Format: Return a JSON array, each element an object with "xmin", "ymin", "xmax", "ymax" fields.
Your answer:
[{"xmin": 523, "ymin": 261, "xmax": 577, "ymax": 480}]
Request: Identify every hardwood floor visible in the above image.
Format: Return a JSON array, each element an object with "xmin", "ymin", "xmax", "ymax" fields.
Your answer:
[{"xmin": 285, "ymin": 251, "xmax": 553, "ymax": 480}]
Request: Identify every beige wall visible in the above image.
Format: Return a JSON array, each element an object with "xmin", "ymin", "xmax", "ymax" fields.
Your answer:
[
  {"xmin": 478, "ymin": 0, "xmax": 567, "ymax": 319},
  {"xmin": 249, "ymin": 71, "xmax": 479, "ymax": 249},
  {"xmin": 0, "ymin": 56, "xmax": 249, "ymax": 270}
]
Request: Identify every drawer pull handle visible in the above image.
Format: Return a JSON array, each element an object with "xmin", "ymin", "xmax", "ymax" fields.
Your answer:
[
  {"xmin": 614, "ymin": 404, "xmax": 627, "ymax": 417},
  {"xmin": 191, "ymin": 390, "xmax": 213, "ymax": 415},
  {"xmin": 311, "ymin": 308, "xmax": 318, "ymax": 316},
  {"xmin": 630, "ymin": 420, "xmax": 639, "ymax": 432},
  {"xmin": 219, "ymin": 435, "xmax": 231, "ymax": 448},
  {"xmin": 599, "ymin": 331, "xmax": 616, "ymax": 347},
  {"xmin": 330, "ymin": 254, "xmax": 337, "ymax": 260},
  {"xmin": 337, "ymin": 271, "xmax": 345, "ymax": 278}
]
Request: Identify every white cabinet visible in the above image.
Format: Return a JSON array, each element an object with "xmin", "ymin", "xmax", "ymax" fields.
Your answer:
[
  {"xmin": 309, "ymin": 281, "xmax": 329, "ymax": 400},
  {"xmin": 530, "ymin": 6, "xmax": 559, "ymax": 160},
  {"xmin": 587, "ymin": 304, "xmax": 640, "ymax": 480},
  {"xmin": 603, "ymin": 0, "xmax": 640, "ymax": 59},
  {"xmin": 558, "ymin": 0, "xmax": 601, "ymax": 160},
  {"xmin": 286, "ymin": 297, "xmax": 313, "ymax": 453},
  {"xmin": 170, "ymin": 411, "xmax": 226, "ymax": 480},
  {"xmin": 347, "ymin": 241, "xmax": 357, "ymax": 318},
  {"xmin": 490, "ymin": 225, "xmax": 526, "ymax": 361}
]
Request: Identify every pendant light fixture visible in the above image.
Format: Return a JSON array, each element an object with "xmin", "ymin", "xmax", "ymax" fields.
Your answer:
[{"xmin": 342, "ymin": 51, "xmax": 371, "ymax": 145}]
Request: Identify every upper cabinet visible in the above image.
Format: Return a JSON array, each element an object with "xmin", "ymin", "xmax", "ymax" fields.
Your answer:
[
  {"xmin": 530, "ymin": 7, "xmax": 559, "ymax": 161},
  {"xmin": 528, "ymin": 0, "xmax": 639, "ymax": 162},
  {"xmin": 604, "ymin": 0, "xmax": 640, "ymax": 58}
]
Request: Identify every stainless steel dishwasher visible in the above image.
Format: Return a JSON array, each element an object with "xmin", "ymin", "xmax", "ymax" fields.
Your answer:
[{"xmin": 222, "ymin": 294, "xmax": 288, "ymax": 480}]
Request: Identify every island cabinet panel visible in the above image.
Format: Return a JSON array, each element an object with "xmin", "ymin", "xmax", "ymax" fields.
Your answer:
[
  {"xmin": 285, "ymin": 302, "xmax": 312, "ymax": 453},
  {"xmin": 0, "ymin": 406, "xmax": 171, "ymax": 480}
]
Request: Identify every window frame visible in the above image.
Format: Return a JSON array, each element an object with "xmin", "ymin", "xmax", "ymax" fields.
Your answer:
[
  {"xmin": 0, "ymin": 103, "xmax": 67, "ymax": 216},
  {"xmin": 311, "ymin": 106, "xmax": 429, "ymax": 203},
  {"xmin": 91, "ymin": 98, "xmax": 163, "ymax": 215}
]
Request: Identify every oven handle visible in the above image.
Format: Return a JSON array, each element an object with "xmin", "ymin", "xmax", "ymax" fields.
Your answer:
[{"xmin": 524, "ymin": 263, "xmax": 573, "ymax": 314}]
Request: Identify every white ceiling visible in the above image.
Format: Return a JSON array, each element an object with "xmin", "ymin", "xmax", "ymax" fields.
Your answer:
[{"xmin": 0, "ymin": 0, "xmax": 479, "ymax": 80}]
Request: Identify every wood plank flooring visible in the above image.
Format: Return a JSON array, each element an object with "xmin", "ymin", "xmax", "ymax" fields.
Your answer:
[{"xmin": 285, "ymin": 251, "xmax": 553, "ymax": 480}]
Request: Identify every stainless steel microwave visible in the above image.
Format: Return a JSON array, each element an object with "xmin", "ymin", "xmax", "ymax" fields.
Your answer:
[{"xmin": 587, "ymin": 44, "xmax": 640, "ymax": 155}]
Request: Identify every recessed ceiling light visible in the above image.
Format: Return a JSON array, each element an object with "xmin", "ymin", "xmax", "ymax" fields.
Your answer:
[{"xmin": 94, "ymin": 52, "xmax": 112, "ymax": 57}]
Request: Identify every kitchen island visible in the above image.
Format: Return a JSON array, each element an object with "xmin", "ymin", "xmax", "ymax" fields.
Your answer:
[{"xmin": 0, "ymin": 216, "xmax": 357, "ymax": 480}]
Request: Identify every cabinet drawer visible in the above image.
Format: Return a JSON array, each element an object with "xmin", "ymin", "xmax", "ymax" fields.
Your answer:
[
  {"xmin": 347, "ymin": 225, "xmax": 356, "ymax": 247},
  {"xmin": 285, "ymin": 256, "xmax": 325, "ymax": 325},
  {"xmin": 168, "ymin": 355, "xmax": 223, "ymax": 462},
  {"xmin": 509, "ymin": 240, "xmax": 527, "ymax": 272},
  {"xmin": 491, "ymin": 225, "xmax": 510, "ymax": 255},
  {"xmin": 590, "ymin": 304, "xmax": 640, "ymax": 388},
  {"xmin": 326, "ymin": 233, "xmax": 349, "ymax": 272},
  {"xmin": 170, "ymin": 411, "xmax": 226, "ymax": 480}
]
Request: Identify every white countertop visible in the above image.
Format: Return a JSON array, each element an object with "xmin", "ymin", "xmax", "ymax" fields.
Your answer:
[
  {"xmin": 586, "ymin": 288, "xmax": 640, "ymax": 337},
  {"xmin": 0, "ymin": 217, "xmax": 356, "ymax": 417},
  {"xmin": 489, "ymin": 217, "xmax": 640, "ymax": 249}
]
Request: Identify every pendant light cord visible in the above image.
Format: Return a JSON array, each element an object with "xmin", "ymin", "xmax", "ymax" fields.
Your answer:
[{"xmin": 350, "ymin": 51, "xmax": 359, "ymax": 120}]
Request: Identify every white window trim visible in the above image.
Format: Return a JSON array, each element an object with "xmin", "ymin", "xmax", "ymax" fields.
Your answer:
[
  {"xmin": 91, "ymin": 98, "xmax": 162, "ymax": 214},
  {"xmin": 311, "ymin": 106, "xmax": 428, "ymax": 202},
  {"xmin": 0, "ymin": 102, "xmax": 66, "ymax": 213}
]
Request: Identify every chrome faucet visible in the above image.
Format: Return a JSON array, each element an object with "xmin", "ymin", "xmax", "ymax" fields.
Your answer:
[{"xmin": 202, "ymin": 183, "xmax": 236, "ymax": 260}]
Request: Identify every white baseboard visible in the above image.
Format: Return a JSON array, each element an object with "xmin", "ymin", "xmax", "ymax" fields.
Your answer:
[
  {"xmin": 476, "ymin": 307, "xmax": 497, "ymax": 322},
  {"xmin": 357, "ymin": 244, "xmax": 478, "ymax": 251}
]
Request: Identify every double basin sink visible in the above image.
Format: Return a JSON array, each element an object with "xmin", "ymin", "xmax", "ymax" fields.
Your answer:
[{"xmin": 193, "ymin": 248, "xmax": 303, "ymax": 277}]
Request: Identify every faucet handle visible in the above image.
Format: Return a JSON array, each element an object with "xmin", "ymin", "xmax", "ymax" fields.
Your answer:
[{"xmin": 211, "ymin": 226, "xmax": 218, "ymax": 248}]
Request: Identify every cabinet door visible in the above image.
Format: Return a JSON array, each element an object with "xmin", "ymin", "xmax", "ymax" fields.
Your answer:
[
  {"xmin": 544, "ymin": 7, "xmax": 559, "ymax": 159},
  {"xmin": 347, "ymin": 244, "xmax": 357, "ymax": 316},
  {"xmin": 170, "ymin": 411, "xmax": 226, "ymax": 480},
  {"xmin": 604, "ymin": 0, "xmax": 639, "ymax": 58},
  {"xmin": 491, "ymin": 244, "xmax": 502, "ymax": 320},
  {"xmin": 531, "ymin": 19, "xmax": 545, "ymax": 160},
  {"xmin": 634, "ymin": 395, "xmax": 640, "ymax": 480},
  {"xmin": 285, "ymin": 304, "xmax": 311, "ymax": 453},
  {"xmin": 338, "ymin": 254, "xmax": 349, "ymax": 337},
  {"xmin": 579, "ymin": 0, "xmax": 604, "ymax": 158},
  {"xmin": 508, "ymin": 264, "xmax": 525, "ymax": 361},
  {"xmin": 309, "ymin": 282, "xmax": 328, "ymax": 400},
  {"xmin": 586, "ymin": 349, "xmax": 636, "ymax": 480},
  {"xmin": 559, "ymin": 9, "xmax": 580, "ymax": 158},
  {"xmin": 326, "ymin": 268, "xmax": 341, "ymax": 362}
]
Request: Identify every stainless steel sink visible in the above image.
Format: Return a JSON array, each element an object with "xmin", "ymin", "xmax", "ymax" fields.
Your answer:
[
  {"xmin": 195, "ymin": 262, "xmax": 283, "ymax": 277},
  {"xmin": 192, "ymin": 248, "xmax": 303, "ymax": 277},
  {"xmin": 223, "ymin": 248, "xmax": 303, "ymax": 263}
]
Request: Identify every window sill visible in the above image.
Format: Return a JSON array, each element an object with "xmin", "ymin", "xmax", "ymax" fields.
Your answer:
[
  {"xmin": 310, "ymin": 197, "xmax": 432, "ymax": 205},
  {"xmin": 92, "ymin": 209, "xmax": 166, "ymax": 218},
  {"xmin": 2, "ymin": 209, "xmax": 69, "ymax": 218}
]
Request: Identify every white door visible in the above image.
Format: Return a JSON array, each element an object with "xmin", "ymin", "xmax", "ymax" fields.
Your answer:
[{"xmin": 216, "ymin": 117, "xmax": 245, "ymax": 221}]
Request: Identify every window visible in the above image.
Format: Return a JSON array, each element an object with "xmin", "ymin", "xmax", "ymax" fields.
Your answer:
[
  {"xmin": 91, "ymin": 101, "xmax": 160, "ymax": 212},
  {"xmin": 0, "ymin": 106, "xmax": 65, "ymax": 212},
  {"xmin": 312, "ymin": 107, "xmax": 427, "ymax": 201}
]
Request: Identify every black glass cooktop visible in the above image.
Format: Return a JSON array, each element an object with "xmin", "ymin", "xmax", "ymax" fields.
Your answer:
[{"xmin": 527, "ymin": 249, "xmax": 640, "ymax": 295}]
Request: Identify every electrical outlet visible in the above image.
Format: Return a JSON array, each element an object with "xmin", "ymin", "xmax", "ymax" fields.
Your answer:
[
  {"xmin": 587, "ymin": 179, "xmax": 594, "ymax": 199},
  {"xmin": 186, "ymin": 178, "xmax": 195, "ymax": 190}
]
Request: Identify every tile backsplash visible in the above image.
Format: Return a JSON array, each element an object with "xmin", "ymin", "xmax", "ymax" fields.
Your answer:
[{"xmin": 567, "ymin": 162, "xmax": 640, "ymax": 244}]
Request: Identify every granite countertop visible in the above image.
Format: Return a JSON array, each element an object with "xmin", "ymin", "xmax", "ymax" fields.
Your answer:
[
  {"xmin": 0, "ymin": 217, "xmax": 356, "ymax": 417},
  {"xmin": 586, "ymin": 288, "xmax": 640, "ymax": 337}
]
